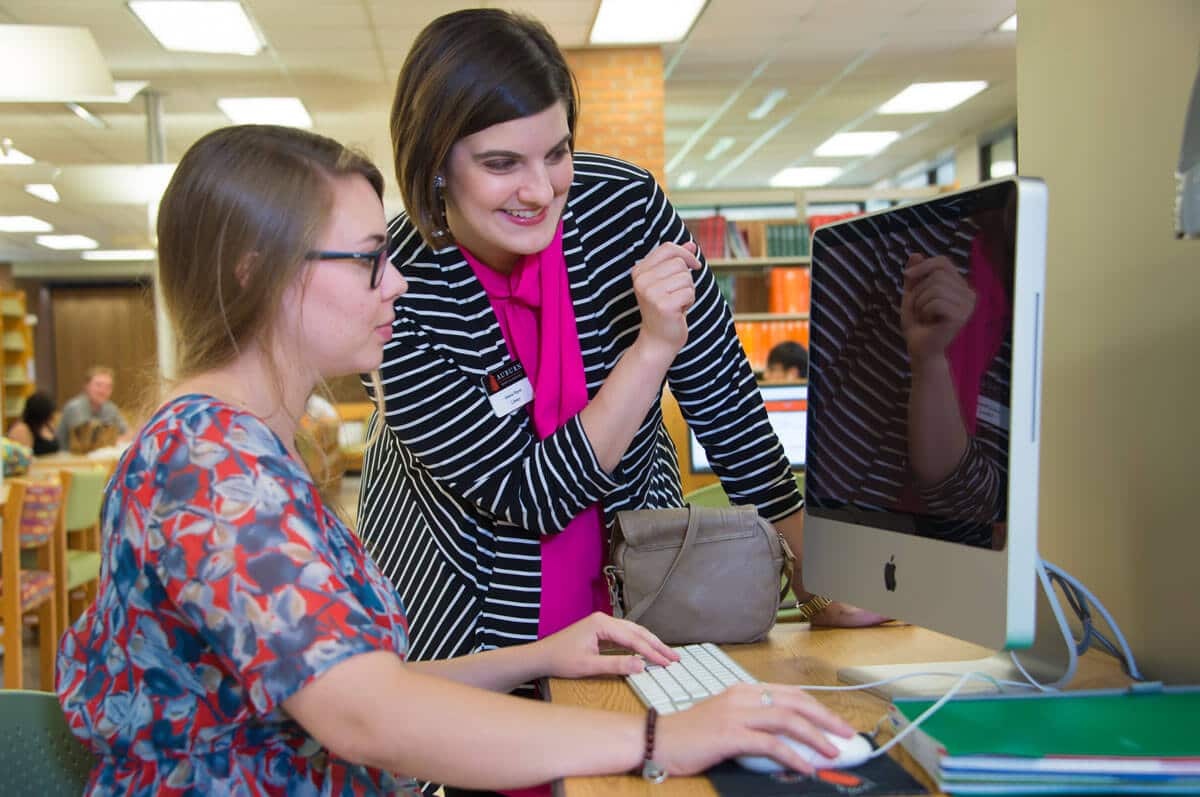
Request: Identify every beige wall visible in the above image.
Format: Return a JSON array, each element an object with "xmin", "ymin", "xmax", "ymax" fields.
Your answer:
[{"xmin": 1018, "ymin": 1, "xmax": 1200, "ymax": 682}]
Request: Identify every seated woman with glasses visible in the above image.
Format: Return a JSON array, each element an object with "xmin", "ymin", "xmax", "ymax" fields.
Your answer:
[{"xmin": 55, "ymin": 124, "xmax": 854, "ymax": 796}]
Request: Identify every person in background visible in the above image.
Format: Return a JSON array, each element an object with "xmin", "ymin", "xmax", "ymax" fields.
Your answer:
[
  {"xmin": 56, "ymin": 124, "xmax": 855, "ymax": 796},
  {"xmin": 763, "ymin": 340, "xmax": 809, "ymax": 383},
  {"xmin": 358, "ymin": 15, "xmax": 884, "ymax": 737},
  {"xmin": 55, "ymin": 365, "xmax": 129, "ymax": 450},
  {"xmin": 7, "ymin": 391, "xmax": 61, "ymax": 455}
]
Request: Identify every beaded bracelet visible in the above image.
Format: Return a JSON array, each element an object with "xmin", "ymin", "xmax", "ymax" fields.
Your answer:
[{"xmin": 638, "ymin": 707, "xmax": 667, "ymax": 783}]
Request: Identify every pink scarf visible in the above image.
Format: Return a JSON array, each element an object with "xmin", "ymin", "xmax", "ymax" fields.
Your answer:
[{"xmin": 463, "ymin": 223, "xmax": 610, "ymax": 638}]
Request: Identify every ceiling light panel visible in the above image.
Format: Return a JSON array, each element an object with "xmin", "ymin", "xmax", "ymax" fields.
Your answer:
[
  {"xmin": 769, "ymin": 167, "xmax": 843, "ymax": 187},
  {"xmin": 704, "ymin": 137, "xmax": 736, "ymax": 161},
  {"xmin": 0, "ymin": 216, "xmax": 54, "ymax": 233},
  {"xmin": 590, "ymin": 0, "xmax": 706, "ymax": 44},
  {"xmin": 81, "ymin": 249, "xmax": 156, "ymax": 261},
  {"xmin": 37, "ymin": 234, "xmax": 98, "ymax": 250},
  {"xmin": 748, "ymin": 89, "xmax": 787, "ymax": 121},
  {"xmin": 218, "ymin": 97, "xmax": 312, "ymax": 128},
  {"xmin": 0, "ymin": 146, "xmax": 35, "ymax": 165},
  {"xmin": 25, "ymin": 185, "xmax": 60, "ymax": 203},
  {"xmin": 999, "ymin": 15, "xmax": 1017, "ymax": 32},
  {"xmin": 815, "ymin": 131, "xmax": 901, "ymax": 157},
  {"xmin": 878, "ymin": 81, "xmax": 988, "ymax": 114},
  {"xmin": 129, "ymin": 1, "xmax": 264, "ymax": 55}
]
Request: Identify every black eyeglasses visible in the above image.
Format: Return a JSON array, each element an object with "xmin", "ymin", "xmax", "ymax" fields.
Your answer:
[{"xmin": 305, "ymin": 245, "xmax": 389, "ymax": 289}]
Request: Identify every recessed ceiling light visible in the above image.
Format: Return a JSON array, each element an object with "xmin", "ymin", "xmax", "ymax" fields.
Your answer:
[
  {"xmin": 81, "ymin": 249, "xmax": 156, "ymax": 261},
  {"xmin": 769, "ymin": 167, "xmax": 843, "ymax": 188},
  {"xmin": 0, "ymin": 145, "xmax": 34, "ymax": 165},
  {"xmin": 218, "ymin": 97, "xmax": 313, "ymax": 128},
  {"xmin": 24, "ymin": 184, "xmax": 60, "ymax": 203},
  {"xmin": 128, "ymin": 1, "xmax": 264, "ymax": 55},
  {"xmin": 999, "ymin": 14, "xmax": 1017, "ymax": 32},
  {"xmin": 748, "ymin": 89, "xmax": 788, "ymax": 121},
  {"xmin": 36, "ymin": 234, "xmax": 98, "ymax": 250},
  {"xmin": 0, "ymin": 216, "xmax": 53, "ymax": 233},
  {"xmin": 676, "ymin": 171, "xmax": 697, "ymax": 189},
  {"xmin": 590, "ymin": 0, "xmax": 706, "ymax": 44},
  {"xmin": 815, "ymin": 131, "xmax": 901, "ymax": 157},
  {"xmin": 704, "ymin": 137, "xmax": 736, "ymax": 161},
  {"xmin": 878, "ymin": 81, "xmax": 988, "ymax": 114}
]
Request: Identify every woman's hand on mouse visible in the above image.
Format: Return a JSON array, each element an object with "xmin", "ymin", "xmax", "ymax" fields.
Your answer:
[
  {"xmin": 654, "ymin": 682, "xmax": 856, "ymax": 776},
  {"xmin": 630, "ymin": 240, "xmax": 702, "ymax": 359}
]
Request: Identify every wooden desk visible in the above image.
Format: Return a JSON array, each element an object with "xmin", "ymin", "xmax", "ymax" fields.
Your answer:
[{"xmin": 547, "ymin": 624, "xmax": 1129, "ymax": 797}]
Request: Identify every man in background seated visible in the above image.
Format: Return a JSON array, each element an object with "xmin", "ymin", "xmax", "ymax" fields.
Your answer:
[
  {"xmin": 763, "ymin": 340, "xmax": 809, "ymax": 382},
  {"xmin": 56, "ymin": 365, "xmax": 130, "ymax": 453}
]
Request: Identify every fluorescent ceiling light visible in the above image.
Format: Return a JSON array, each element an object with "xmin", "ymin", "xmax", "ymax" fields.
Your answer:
[
  {"xmin": 675, "ymin": 170, "xmax": 697, "ymax": 189},
  {"xmin": 36, "ymin": 234, "xmax": 98, "ymax": 250},
  {"xmin": 878, "ymin": 81, "xmax": 988, "ymax": 114},
  {"xmin": 769, "ymin": 167, "xmax": 843, "ymax": 187},
  {"xmin": 815, "ymin": 131, "xmax": 901, "ymax": 157},
  {"xmin": 0, "ymin": 145, "xmax": 34, "ymax": 165},
  {"xmin": 24, "ymin": 184, "xmax": 60, "ymax": 203},
  {"xmin": 218, "ymin": 97, "xmax": 312, "ymax": 128},
  {"xmin": 990, "ymin": 160, "xmax": 1016, "ymax": 177},
  {"xmin": 704, "ymin": 137, "xmax": 735, "ymax": 161},
  {"xmin": 129, "ymin": 1, "xmax": 263, "ymax": 55},
  {"xmin": 81, "ymin": 249, "xmax": 156, "ymax": 261},
  {"xmin": 748, "ymin": 89, "xmax": 788, "ymax": 120},
  {"xmin": 0, "ymin": 216, "xmax": 53, "ymax": 233},
  {"xmin": 590, "ymin": 0, "xmax": 706, "ymax": 44},
  {"xmin": 999, "ymin": 14, "xmax": 1017, "ymax": 32},
  {"xmin": 67, "ymin": 102, "xmax": 109, "ymax": 129}
]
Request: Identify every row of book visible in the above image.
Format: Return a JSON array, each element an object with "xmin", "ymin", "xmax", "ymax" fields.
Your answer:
[
  {"xmin": 683, "ymin": 215, "xmax": 813, "ymax": 260},
  {"xmin": 735, "ymin": 320, "xmax": 809, "ymax": 372},
  {"xmin": 888, "ymin": 687, "xmax": 1200, "ymax": 794}
]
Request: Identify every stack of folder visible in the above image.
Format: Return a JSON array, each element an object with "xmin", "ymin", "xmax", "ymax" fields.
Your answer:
[{"xmin": 888, "ymin": 687, "xmax": 1200, "ymax": 794}]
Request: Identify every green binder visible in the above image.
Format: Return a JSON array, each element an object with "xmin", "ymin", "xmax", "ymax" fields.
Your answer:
[{"xmin": 892, "ymin": 687, "xmax": 1200, "ymax": 759}]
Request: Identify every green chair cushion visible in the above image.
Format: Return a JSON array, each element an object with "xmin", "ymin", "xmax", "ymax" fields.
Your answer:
[{"xmin": 66, "ymin": 549, "xmax": 102, "ymax": 591}]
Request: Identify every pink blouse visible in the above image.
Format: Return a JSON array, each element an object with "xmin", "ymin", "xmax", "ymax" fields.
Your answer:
[{"xmin": 462, "ymin": 223, "xmax": 611, "ymax": 639}]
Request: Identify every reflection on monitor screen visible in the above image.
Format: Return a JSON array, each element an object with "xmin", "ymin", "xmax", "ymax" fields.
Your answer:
[
  {"xmin": 690, "ymin": 384, "xmax": 806, "ymax": 473},
  {"xmin": 803, "ymin": 177, "xmax": 1047, "ymax": 662}
]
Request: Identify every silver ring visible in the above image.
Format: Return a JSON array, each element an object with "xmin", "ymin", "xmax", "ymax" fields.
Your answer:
[{"xmin": 760, "ymin": 688, "xmax": 774, "ymax": 707}]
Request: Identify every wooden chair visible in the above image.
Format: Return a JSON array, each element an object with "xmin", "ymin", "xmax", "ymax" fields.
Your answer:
[
  {"xmin": 55, "ymin": 467, "xmax": 108, "ymax": 632},
  {"xmin": 1, "ymin": 478, "xmax": 65, "ymax": 689}
]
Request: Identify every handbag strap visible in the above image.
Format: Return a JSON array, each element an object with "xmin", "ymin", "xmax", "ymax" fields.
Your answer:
[{"xmin": 622, "ymin": 506, "xmax": 704, "ymax": 625}]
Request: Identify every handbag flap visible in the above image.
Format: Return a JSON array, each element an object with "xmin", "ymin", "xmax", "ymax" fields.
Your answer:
[{"xmin": 614, "ymin": 504, "xmax": 762, "ymax": 550}]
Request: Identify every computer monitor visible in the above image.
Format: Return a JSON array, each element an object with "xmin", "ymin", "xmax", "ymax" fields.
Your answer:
[
  {"xmin": 802, "ymin": 177, "xmax": 1050, "ymax": 693},
  {"xmin": 689, "ymin": 383, "xmax": 807, "ymax": 473}
]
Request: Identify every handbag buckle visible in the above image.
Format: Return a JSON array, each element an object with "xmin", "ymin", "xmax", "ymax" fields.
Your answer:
[{"xmin": 603, "ymin": 565, "xmax": 625, "ymax": 618}]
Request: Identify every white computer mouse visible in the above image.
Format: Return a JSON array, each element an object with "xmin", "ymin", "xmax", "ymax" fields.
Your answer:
[{"xmin": 735, "ymin": 731, "xmax": 874, "ymax": 773}]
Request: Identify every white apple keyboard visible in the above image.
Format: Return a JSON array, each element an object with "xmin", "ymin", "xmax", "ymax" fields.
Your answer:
[{"xmin": 624, "ymin": 643, "xmax": 874, "ymax": 771}]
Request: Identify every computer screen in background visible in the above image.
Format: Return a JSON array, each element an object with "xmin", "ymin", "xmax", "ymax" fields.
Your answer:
[
  {"xmin": 803, "ymin": 177, "xmax": 1054, "ymax": 696},
  {"xmin": 689, "ymin": 383, "xmax": 807, "ymax": 473}
]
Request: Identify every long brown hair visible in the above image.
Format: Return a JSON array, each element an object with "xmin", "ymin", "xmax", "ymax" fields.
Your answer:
[
  {"xmin": 390, "ymin": 8, "xmax": 580, "ymax": 247},
  {"xmin": 156, "ymin": 124, "xmax": 384, "ymax": 382}
]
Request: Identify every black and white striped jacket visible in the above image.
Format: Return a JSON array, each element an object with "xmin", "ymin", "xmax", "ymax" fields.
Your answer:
[{"xmin": 358, "ymin": 153, "xmax": 802, "ymax": 662}]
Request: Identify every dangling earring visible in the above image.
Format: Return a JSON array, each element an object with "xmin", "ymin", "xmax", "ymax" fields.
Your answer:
[{"xmin": 432, "ymin": 174, "xmax": 449, "ymax": 238}]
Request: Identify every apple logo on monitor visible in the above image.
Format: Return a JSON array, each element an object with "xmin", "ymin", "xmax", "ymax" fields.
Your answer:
[{"xmin": 884, "ymin": 555, "xmax": 897, "ymax": 591}]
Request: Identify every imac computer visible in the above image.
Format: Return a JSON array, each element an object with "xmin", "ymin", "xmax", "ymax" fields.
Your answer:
[
  {"xmin": 802, "ymin": 177, "xmax": 1056, "ymax": 695},
  {"xmin": 690, "ymin": 383, "xmax": 807, "ymax": 473}
]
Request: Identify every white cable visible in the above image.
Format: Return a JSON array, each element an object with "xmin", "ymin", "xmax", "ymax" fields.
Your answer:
[
  {"xmin": 798, "ymin": 671, "xmax": 1036, "ymax": 693},
  {"xmin": 1041, "ymin": 560, "xmax": 1144, "ymax": 681},
  {"xmin": 1008, "ymin": 558, "xmax": 1078, "ymax": 691}
]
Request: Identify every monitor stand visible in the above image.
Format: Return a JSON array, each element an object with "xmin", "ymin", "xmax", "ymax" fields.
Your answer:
[{"xmin": 839, "ymin": 563, "xmax": 1075, "ymax": 699}]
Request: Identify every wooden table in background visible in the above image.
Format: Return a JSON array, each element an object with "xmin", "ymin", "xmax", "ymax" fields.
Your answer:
[{"xmin": 547, "ymin": 623, "xmax": 1129, "ymax": 797}]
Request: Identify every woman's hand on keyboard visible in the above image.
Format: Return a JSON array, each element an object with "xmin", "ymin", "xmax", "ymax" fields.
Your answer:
[
  {"xmin": 531, "ymin": 612, "xmax": 679, "ymax": 679},
  {"xmin": 655, "ymin": 682, "xmax": 856, "ymax": 776}
]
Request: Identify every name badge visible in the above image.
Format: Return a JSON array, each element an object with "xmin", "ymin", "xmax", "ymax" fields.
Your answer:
[
  {"xmin": 484, "ymin": 361, "xmax": 533, "ymax": 417},
  {"xmin": 976, "ymin": 396, "xmax": 1010, "ymax": 430}
]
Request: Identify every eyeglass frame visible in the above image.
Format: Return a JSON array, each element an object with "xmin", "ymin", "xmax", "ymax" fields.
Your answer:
[{"xmin": 304, "ymin": 244, "xmax": 389, "ymax": 289}]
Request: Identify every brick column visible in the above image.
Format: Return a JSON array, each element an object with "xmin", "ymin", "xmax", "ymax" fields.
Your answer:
[{"xmin": 564, "ymin": 47, "xmax": 665, "ymax": 186}]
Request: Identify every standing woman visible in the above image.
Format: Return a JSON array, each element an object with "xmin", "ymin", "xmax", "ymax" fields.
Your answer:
[
  {"xmin": 359, "ymin": 8, "xmax": 879, "ymax": 680},
  {"xmin": 55, "ymin": 123, "xmax": 852, "ymax": 796}
]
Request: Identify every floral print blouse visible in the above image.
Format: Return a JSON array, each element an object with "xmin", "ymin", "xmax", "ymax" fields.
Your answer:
[{"xmin": 57, "ymin": 395, "xmax": 420, "ymax": 796}]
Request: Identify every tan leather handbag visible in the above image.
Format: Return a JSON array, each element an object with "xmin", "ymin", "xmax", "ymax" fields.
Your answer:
[{"xmin": 604, "ymin": 504, "xmax": 794, "ymax": 645}]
